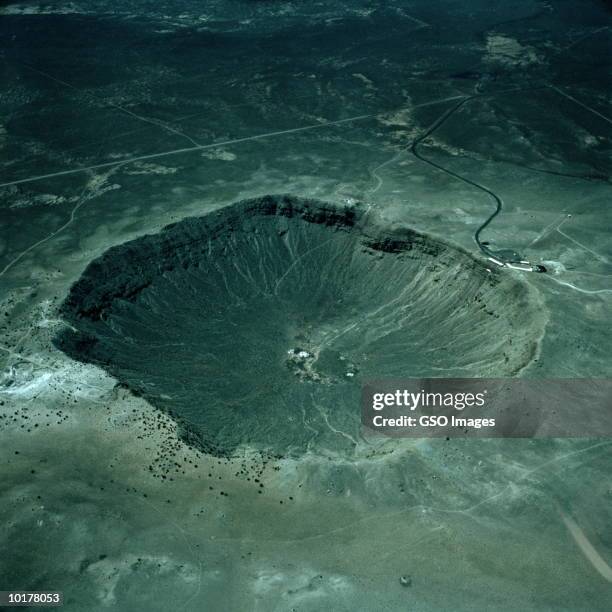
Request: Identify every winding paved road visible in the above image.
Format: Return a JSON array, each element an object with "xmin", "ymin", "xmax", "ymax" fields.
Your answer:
[{"xmin": 409, "ymin": 93, "xmax": 506, "ymax": 261}]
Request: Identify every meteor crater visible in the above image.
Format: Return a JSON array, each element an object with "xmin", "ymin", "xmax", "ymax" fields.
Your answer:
[{"xmin": 55, "ymin": 195, "xmax": 546, "ymax": 457}]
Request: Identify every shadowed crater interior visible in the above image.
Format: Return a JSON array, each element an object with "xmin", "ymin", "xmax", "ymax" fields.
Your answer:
[{"xmin": 55, "ymin": 195, "xmax": 546, "ymax": 457}]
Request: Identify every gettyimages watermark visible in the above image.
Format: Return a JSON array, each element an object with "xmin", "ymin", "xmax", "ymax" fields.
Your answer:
[{"xmin": 362, "ymin": 379, "xmax": 612, "ymax": 438}]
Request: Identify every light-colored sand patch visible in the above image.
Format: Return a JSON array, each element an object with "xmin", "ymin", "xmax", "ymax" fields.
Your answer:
[
  {"xmin": 378, "ymin": 107, "xmax": 414, "ymax": 128},
  {"xmin": 0, "ymin": 2, "xmax": 89, "ymax": 16},
  {"xmin": 87, "ymin": 554, "xmax": 200, "ymax": 605},
  {"xmin": 10, "ymin": 193, "xmax": 70, "ymax": 210},
  {"xmin": 351, "ymin": 73, "xmax": 375, "ymax": 90},
  {"xmin": 201, "ymin": 148, "xmax": 237, "ymax": 161},
  {"xmin": 124, "ymin": 162, "xmax": 178, "ymax": 176},
  {"xmin": 485, "ymin": 34, "xmax": 543, "ymax": 68}
]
